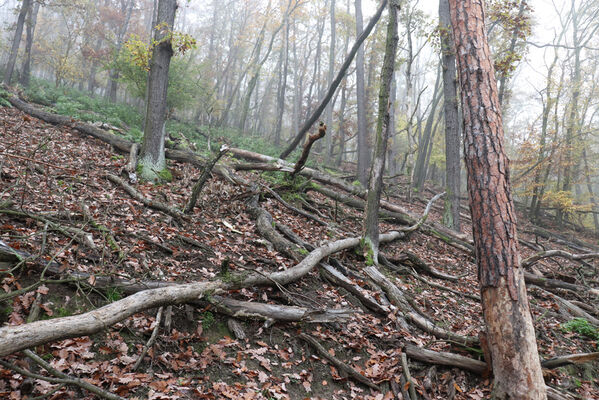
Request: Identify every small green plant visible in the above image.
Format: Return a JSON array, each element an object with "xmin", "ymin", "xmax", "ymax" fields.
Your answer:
[
  {"xmin": 562, "ymin": 318, "xmax": 599, "ymax": 340},
  {"xmin": 55, "ymin": 307, "xmax": 72, "ymax": 318},
  {"xmin": 201, "ymin": 311, "xmax": 215, "ymax": 329},
  {"xmin": 106, "ymin": 288, "xmax": 123, "ymax": 302}
]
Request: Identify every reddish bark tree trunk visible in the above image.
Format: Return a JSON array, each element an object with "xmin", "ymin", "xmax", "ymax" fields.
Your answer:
[{"xmin": 447, "ymin": 1, "xmax": 546, "ymax": 398}]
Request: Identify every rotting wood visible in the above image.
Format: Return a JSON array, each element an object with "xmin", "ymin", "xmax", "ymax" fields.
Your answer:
[
  {"xmin": 401, "ymin": 352, "xmax": 418, "ymax": 400},
  {"xmin": 299, "ymin": 332, "xmax": 380, "ymax": 390}
]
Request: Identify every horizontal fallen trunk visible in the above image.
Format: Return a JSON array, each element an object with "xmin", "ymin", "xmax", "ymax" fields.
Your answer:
[
  {"xmin": 541, "ymin": 352, "xmax": 599, "ymax": 369},
  {"xmin": 0, "ymin": 231, "xmax": 404, "ymax": 356},
  {"xmin": 210, "ymin": 295, "xmax": 357, "ymax": 323},
  {"xmin": 405, "ymin": 344, "xmax": 485, "ymax": 374}
]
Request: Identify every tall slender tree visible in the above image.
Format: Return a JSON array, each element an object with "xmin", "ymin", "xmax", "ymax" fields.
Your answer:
[
  {"xmin": 362, "ymin": 0, "xmax": 399, "ymax": 266},
  {"xmin": 354, "ymin": 0, "xmax": 369, "ymax": 185},
  {"xmin": 439, "ymin": 0, "xmax": 461, "ymax": 232},
  {"xmin": 448, "ymin": 0, "xmax": 546, "ymax": 397},
  {"xmin": 3, "ymin": 0, "xmax": 32, "ymax": 84},
  {"xmin": 138, "ymin": 0, "xmax": 178, "ymax": 181},
  {"xmin": 19, "ymin": 0, "xmax": 40, "ymax": 87}
]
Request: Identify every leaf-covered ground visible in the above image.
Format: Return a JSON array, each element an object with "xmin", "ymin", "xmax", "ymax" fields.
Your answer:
[{"xmin": 0, "ymin": 105, "xmax": 598, "ymax": 399}]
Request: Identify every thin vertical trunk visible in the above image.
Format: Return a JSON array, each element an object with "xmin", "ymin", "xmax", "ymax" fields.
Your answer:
[
  {"xmin": 355, "ymin": 0, "xmax": 369, "ymax": 185},
  {"xmin": 363, "ymin": 0, "xmax": 399, "ymax": 265},
  {"xmin": 439, "ymin": 0, "xmax": 461, "ymax": 232},
  {"xmin": 19, "ymin": 1, "xmax": 39, "ymax": 87},
  {"xmin": 279, "ymin": 0, "xmax": 387, "ymax": 160},
  {"xmin": 324, "ymin": 0, "xmax": 336, "ymax": 163},
  {"xmin": 139, "ymin": 0, "xmax": 177, "ymax": 182},
  {"xmin": 448, "ymin": 0, "xmax": 546, "ymax": 398},
  {"xmin": 107, "ymin": 0, "xmax": 135, "ymax": 103},
  {"xmin": 4, "ymin": 0, "xmax": 32, "ymax": 85},
  {"xmin": 413, "ymin": 65, "xmax": 442, "ymax": 191},
  {"xmin": 496, "ymin": 0, "xmax": 526, "ymax": 107},
  {"xmin": 273, "ymin": 13, "xmax": 289, "ymax": 146}
]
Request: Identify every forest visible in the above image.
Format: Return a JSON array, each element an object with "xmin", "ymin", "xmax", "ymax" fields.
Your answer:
[{"xmin": 0, "ymin": 0, "xmax": 598, "ymax": 398}]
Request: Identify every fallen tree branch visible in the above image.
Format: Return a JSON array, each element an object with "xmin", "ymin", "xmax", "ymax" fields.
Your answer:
[
  {"xmin": 132, "ymin": 306, "xmax": 163, "ymax": 371},
  {"xmin": 184, "ymin": 145, "xmax": 229, "ymax": 214},
  {"xmin": 209, "ymin": 295, "xmax": 357, "ymax": 323},
  {"xmin": 105, "ymin": 174, "xmax": 184, "ymax": 221},
  {"xmin": 0, "ymin": 231, "xmax": 405, "ymax": 356},
  {"xmin": 541, "ymin": 352, "xmax": 599, "ymax": 369},
  {"xmin": 522, "ymin": 249, "xmax": 599, "ymax": 268},
  {"xmin": 364, "ymin": 266, "xmax": 478, "ymax": 346},
  {"xmin": 299, "ymin": 333, "xmax": 380, "ymax": 390},
  {"xmin": 261, "ymin": 184, "xmax": 328, "ymax": 226},
  {"xmin": 400, "ymin": 250, "xmax": 459, "ymax": 281},
  {"xmin": 292, "ymin": 122, "xmax": 326, "ymax": 175}
]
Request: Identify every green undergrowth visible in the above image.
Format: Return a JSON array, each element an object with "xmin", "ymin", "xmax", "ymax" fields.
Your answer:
[
  {"xmin": 20, "ymin": 78, "xmax": 304, "ymax": 161},
  {"xmin": 562, "ymin": 318, "xmax": 599, "ymax": 345}
]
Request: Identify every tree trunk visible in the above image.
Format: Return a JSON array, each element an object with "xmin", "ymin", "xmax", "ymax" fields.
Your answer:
[
  {"xmin": 106, "ymin": 0, "xmax": 135, "ymax": 103},
  {"xmin": 273, "ymin": 13, "xmax": 289, "ymax": 146},
  {"xmin": 19, "ymin": 1, "xmax": 40, "ymax": 87},
  {"xmin": 439, "ymin": 0, "xmax": 461, "ymax": 232},
  {"xmin": 324, "ymin": 0, "xmax": 336, "ymax": 163},
  {"xmin": 448, "ymin": 0, "xmax": 546, "ymax": 398},
  {"xmin": 362, "ymin": 0, "xmax": 399, "ymax": 265},
  {"xmin": 3, "ymin": 0, "xmax": 31, "ymax": 85},
  {"xmin": 278, "ymin": 0, "xmax": 387, "ymax": 160},
  {"xmin": 139, "ymin": 0, "xmax": 177, "ymax": 182},
  {"xmin": 355, "ymin": 0, "xmax": 369, "ymax": 185}
]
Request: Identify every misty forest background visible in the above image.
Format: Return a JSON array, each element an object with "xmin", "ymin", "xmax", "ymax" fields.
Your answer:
[{"xmin": 1, "ymin": 0, "xmax": 597, "ymax": 231}]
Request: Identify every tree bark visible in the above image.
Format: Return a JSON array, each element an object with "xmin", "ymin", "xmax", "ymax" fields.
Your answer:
[
  {"xmin": 362, "ymin": 0, "xmax": 399, "ymax": 265},
  {"xmin": 3, "ymin": 0, "xmax": 32, "ymax": 85},
  {"xmin": 278, "ymin": 0, "xmax": 387, "ymax": 160},
  {"xmin": 324, "ymin": 0, "xmax": 336, "ymax": 163},
  {"xmin": 138, "ymin": 0, "xmax": 177, "ymax": 181},
  {"xmin": 448, "ymin": 0, "xmax": 547, "ymax": 398},
  {"xmin": 439, "ymin": 0, "xmax": 461, "ymax": 232}
]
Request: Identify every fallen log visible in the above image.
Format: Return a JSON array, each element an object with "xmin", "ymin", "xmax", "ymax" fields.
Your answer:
[
  {"xmin": 209, "ymin": 295, "xmax": 357, "ymax": 323},
  {"xmin": 0, "ymin": 231, "xmax": 405, "ymax": 356},
  {"xmin": 299, "ymin": 333, "xmax": 380, "ymax": 390},
  {"xmin": 364, "ymin": 266, "xmax": 478, "ymax": 346},
  {"xmin": 541, "ymin": 352, "xmax": 599, "ymax": 369},
  {"xmin": 106, "ymin": 174, "xmax": 184, "ymax": 221},
  {"xmin": 405, "ymin": 344, "xmax": 485, "ymax": 374}
]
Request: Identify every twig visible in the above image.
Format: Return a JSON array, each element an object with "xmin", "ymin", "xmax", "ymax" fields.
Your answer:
[
  {"xmin": 184, "ymin": 145, "xmax": 229, "ymax": 214},
  {"xmin": 299, "ymin": 333, "xmax": 380, "ymax": 390},
  {"xmin": 399, "ymin": 192, "xmax": 445, "ymax": 233},
  {"xmin": 261, "ymin": 183, "xmax": 329, "ymax": 226},
  {"xmin": 401, "ymin": 352, "xmax": 418, "ymax": 400},
  {"xmin": 133, "ymin": 306, "xmax": 163, "ymax": 371},
  {"xmin": 0, "ymin": 153, "xmax": 78, "ymax": 172}
]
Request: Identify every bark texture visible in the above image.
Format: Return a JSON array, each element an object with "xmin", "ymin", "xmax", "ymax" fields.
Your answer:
[
  {"xmin": 139, "ymin": 0, "xmax": 177, "ymax": 181},
  {"xmin": 439, "ymin": 0, "xmax": 461, "ymax": 232},
  {"xmin": 448, "ymin": 0, "xmax": 546, "ymax": 398}
]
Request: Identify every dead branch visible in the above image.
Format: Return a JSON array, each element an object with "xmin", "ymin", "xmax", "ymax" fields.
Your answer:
[
  {"xmin": 364, "ymin": 266, "xmax": 478, "ymax": 346},
  {"xmin": 124, "ymin": 142, "xmax": 139, "ymax": 183},
  {"xmin": 105, "ymin": 174, "xmax": 184, "ymax": 221},
  {"xmin": 399, "ymin": 250, "xmax": 459, "ymax": 281},
  {"xmin": 401, "ymin": 352, "xmax": 419, "ymax": 400},
  {"xmin": 184, "ymin": 145, "xmax": 229, "ymax": 214},
  {"xmin": 292, "ymin": 122, "xmax": 326, "ymax": 176},
  {"xmin": 524, "ymin": 272, "xmax": 599, "ymax": 297},
  {"xmin": 261, "ymin": 184, "xmax": 329, "ymax": 226},
  {"xmin": 0, "ymin": 231, "xmax": 405, "ymax": 356},
  {"xmin": 299, "ymin": 333, "xmax": 380, "ymax": 390},
  {"xmin": 405, "ymin": 344, "xmax": 485, "ymax": 375},
  {"xmin": 132, "ymin": 306, "xmax": 163, "ymax": 371},
  {"xmin": 522, "ymin": 249, "xmax": 599, "ymax": 268},
  {"xmin": 320, "ymin": 263, "xmax": 391, "ymax": 316},
  {"xmin": 531, "ymin": 285, "xmax": 599, "ymax": 325},
  {"xmin": 541, "ymin": 352, "xmax": 599, "ymax": 369},
  {"xmin": 209, "ymin": 295, "xmax": 356, "ymax": 323}
]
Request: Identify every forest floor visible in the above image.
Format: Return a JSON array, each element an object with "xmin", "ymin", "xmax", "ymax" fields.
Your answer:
[{"xmin": 0, "ymin": 101, "xmax": 598, "ymax": 400}]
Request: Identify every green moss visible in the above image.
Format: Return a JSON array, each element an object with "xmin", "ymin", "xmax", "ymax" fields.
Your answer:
[{"xmin": 157, "ymin": 168, "xmax": 173, "ymax": 182}]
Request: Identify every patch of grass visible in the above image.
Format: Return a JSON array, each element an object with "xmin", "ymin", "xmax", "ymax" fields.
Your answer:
[
  {"xmin": 106, "ymin": 287, "xmax": 123, "ymax": 302},
  {"xmin": 200, "ymin": 311, "xmax": 215, "ymax": 329},
  {"xmin": 561, "ymin": 318, "xmax": 599, "ymax": 342}
]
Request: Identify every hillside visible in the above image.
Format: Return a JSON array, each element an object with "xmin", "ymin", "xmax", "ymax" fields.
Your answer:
[{"xmin": 0, "ymin": 96, "xmax": 598, "ymax": 399}]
